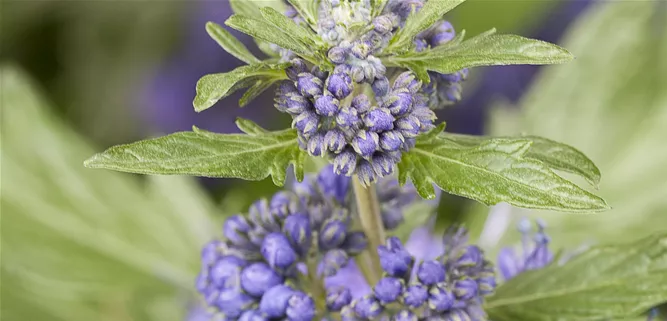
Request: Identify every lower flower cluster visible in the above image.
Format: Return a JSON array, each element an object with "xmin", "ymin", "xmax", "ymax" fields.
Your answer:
[
  {"xmin": 195, "ymin": 166, "xmax": 422, "ymax": 320},
  {"xmin": 335, "ymin": 228, "xmax": 496, "ymax": 321}
]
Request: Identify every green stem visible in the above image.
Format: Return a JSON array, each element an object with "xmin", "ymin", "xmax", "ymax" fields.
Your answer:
[{"xmin": 352, "ymin": 176, "xmax": 385, "ymax": 284}]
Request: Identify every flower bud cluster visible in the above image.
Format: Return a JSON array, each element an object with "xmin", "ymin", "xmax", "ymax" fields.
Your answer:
[
  {"xmin": 338, "ymin": 228, "xmax": 497, "ymax": 321},
  {"xmin": 415, "ymin": 20, "xmax": 469, "ymax": 109},
  {"xmin": 497, "ymin": 219, "xmax": 554, "ymax": 281},
  {"xmin": 276, "ymin": 59, "xmax": 436, "ymax": 184}
]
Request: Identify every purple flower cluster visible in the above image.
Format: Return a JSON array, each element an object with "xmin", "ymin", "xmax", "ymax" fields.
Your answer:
[
  {"xmin": 337, "ymin": 228, "xmax": 497, "ymax": 321},
  {"xmin": 497, "ymin": 219, "xmax": 554, "ymax": 281},
  {"xmin": 195, "ymin": 166, "xmax": 425, "ymax": 320},
  {"xmin": 276, "ymin": 59, "xmax": 436, "ymax": 184},
  {"xmin": 415, "ymin": 20, "xmax": 469, "ymax": 109}
]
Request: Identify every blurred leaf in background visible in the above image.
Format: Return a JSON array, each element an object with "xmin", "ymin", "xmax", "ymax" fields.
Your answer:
[
  {"xmin": 0, "ymin": 65, "xmax": 220, "ymax": 321},
  {"xmin": 475, "ymin": 0, "xmax": 667, "ymax": 250}
]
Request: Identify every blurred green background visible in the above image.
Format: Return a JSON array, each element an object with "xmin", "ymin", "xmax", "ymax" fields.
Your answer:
[{"xmin": 1, "ymin": 1, "xmax": 666, "ymax": 320}]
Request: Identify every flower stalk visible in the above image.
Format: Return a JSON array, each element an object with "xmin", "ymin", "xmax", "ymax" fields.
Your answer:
[{"xmin": 351, "ymin": 176, "xmax": 385, "ymax": 282}]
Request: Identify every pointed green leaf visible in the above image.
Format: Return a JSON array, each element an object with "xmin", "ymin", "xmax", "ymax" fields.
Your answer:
[
  {"xmin": 441, "ymin": 133, "xmax": 602, "ymax": 187},
  {"xmin": 486, "ymin": 233, "xmax": 667, "ymax": 321},
  {"xmin": 260, "ymin": 7, "xmax": 317, "ymax": 46},
  {"xmin": 225, "ymin": 14, "xmax": 313, "ymax": 59},
  {"xmin": 387, "ymin": 0, "xmax": 466, "ymax": 52},
  {"xmin": 193, "ymin": 63, "xmax": 287, "ymax": 112},
  {"xmin": 371, "ymin": 0, "xmax": 390, "ymax": 17},
  {"xmin": 205, "ymin": 21, "xmax": 260, "ymax": 64},
  {"xmin": 287, "ymin": 0, "xmax": 320, "ymax": 28},
  {"xmin": 235, "ymin": 117, "xmax": 269, "ymax": 136},
  {"xmin": 84, "ymin": 124, "xmax": 306, "ymax": 186},
  {"xmin": 397, "ymin": 136, "xmax": 609, "ymax": 212},
  {"xmin": 388, "ymin": 33, "xmax": 573, "ymax": 74},
  {"xmin": 239, "ymin": 78, "xmax": 278, "ymax": 107},
  {"xmin": 228, "ymin": 0, "xmax": 283, "ymax": 58}
]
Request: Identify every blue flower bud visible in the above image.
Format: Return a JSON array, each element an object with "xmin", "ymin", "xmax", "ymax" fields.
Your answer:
[
  {"xmin": 216, "ymin": 288, "xmax": 255, "ymax": 318},
  {"xmin": 395, "ymin": 115, "xmax": 421, "ymax": 138},
  {"xmin": 319, "ymin": 17, "xmax": 336, "ymax": 30},
  {"xmin": 431, "ymin": 21, "xmax": 456, "ymax": 47},
  {"xmin": 372, "ymin": 77, "xmax": 390, "ymax": 98},
  {"xmin": 283, "ymin": 214, "xmax": 312, "ymax": 256},
  {"xmin": 363, "ymin": 64, "xmax": 377, "ymax": 82},
  {"xmin": 373, "ymin": 15, "xmax": 394, "ymax": 34},
  {"xmin": 334, "ymin": 63, "xmax": 351, "ymax": 74},
  {"xmin": 393, "ymin": 72, "xmax": 421, "ymax": 94},
  {"xmin": 249, "ymin": 198, "xmax": 279, "ymax": 231},
  {"xmin": 356, "ymin": 160, "xmax": 376, "ymax": 186},
  {"xmin": 477, "ymin": 275, "xmax": 497, "ymax": 296},
  {"xmin": 414, "ymin": 38, "xmax": 428, "ymax": 52},
  {"xmin": 287, "ymin": 292, "xmax": 316, "ymax": 321},
  {"xmin": 371, "ymin": 153, "xmax": 396, "ymax": 177},
  {"xmin": 340, "ymin": 306, "xmax": 357, "ymax": 321},
  {"xmin": 270, "ymin": 191, "xmax": 300, "ymax": 219},
  {"xmin": 293, "ymin": 111, "xmax": 320, "ymax": 137},
  {"xmin": 336, "ymin": 107, "xmax": 361, "ymax": 129},
  {"xmin": 453, "ymin": 279, "xmax": 478, "ymax": 301},
  {"xmin": 240, "ymin": 262, "xmax": 284, "ymax": 297},
  {"xmin": 316, "ymin": 164, "xmax": 351, "ymax": 203},
  {"xmin": 353, "ymin": 296, "xmax": 383, "ymax": 319},
  {"xmin": 417, "ymin": 260, "xmax": 446, "ymax": 285},
  {"xmin": 411, "ymin": 107, "xmax": 436, "ymax": 132},
  {"xmin": 441, "ymin": 83, "xmax": 463, "ymax": 104},
  {"xmin": 350, "ymin": 65, "xmax": 365, "ymax": 83},
  {"xmin": 326, "ymin": 287, "xmax": 352, "ymax": 311},
  {"xmin": 314, "ymin": 95, "xmax": 340, "ymax": 116},
  {"xmin": 286, "ymin": 59, "xmax": 309, "ymax": 81},
  {"xmin": 385, "ymin": 91, "xmax": 413, "ymax": 116},
  {"xmin": 351, "ymin": 41, "xmax": 371, "ymax": 59},
  {"xmin": 239, "ymin": 310, "xmax": 268, "ymax": 321},
  {"xmin": 262, "ymin": 233, "xmax": 298, "ymax": 272},
  {"xmin": 324, "ymin": 129, "xmax": 347, "ymax": 154},
  {"xmin": 428, "ymin": 285, "xmax": 455, "ymax": 312},
  {"xmin": 394, "ymin": 310, "xmax": 417, "ymax": 321},
  {"xmin": 402, "ymin": 138, "xmax": 416, "ymax": 150},
  {"xmin": 352, "ymin": 94, "xmax": 372, "ymax": 113},
  {"xmin": 320, "ymin": 218, "xmax": 348, "ymax": 250},
  {"xmin": 328, "ymin": 46, "xmax": 349, "ymax": 64},
  {"xmin": 284, "ymin": 93, "xmax": 312, "ymax": 115},
  {"xmin": 378, "ymin": 237, "xmax": 413, "ymax": 278},
  {"xmin": 328, "ymin": 73, "xmax": 353, "ymax": 99},
  {"xmin": 201, "ymin": 240, "xmax": 222, "ymax": 267},
  {"xmin": 334, "ymin": 149, "xmax": 358, "ymax": 176},
  {"xmin": 321, "ymin": 249, "xmax": 349, "ymax": 277},
  {"xmin": 402, "ymin": 284, "xmax": 428, "ymax": 308},
  {"xmin": 456, "ymin": 245, "xmax": 482, "ymax": 267},
  {"xmin": 297, "ymin": 73, "xmax": 324, "ymax": 97},
  {"xmin": 307, "ymin": 132, "xmax": 326, "ymax": 156},
  {"xmin": 388, "ymin": 0, "xmax": 423, "ymax": 20},
  {"xmin": 342, "ymin": 231, "xmax": 368, "ymax": 255},
  {"xmin": 210, "ymin": 255, "xmax": 245, "ymax": 288},
  {"xmin": 352, "ymin": 130, "xmax": 379, "ymax": 157},
  {"xmin": 223, "ymin": 215, "xmax": 253, "ymax": 248},
  {"xmin": 364, "ymin": 108, "xmax": 395, "ymax": 132},
  {"xmin": 379, "ymin": 131, "xmax": 404, "ymax": 152},
  {"xmin": 311, "ymin": 66, "xmax": 328, "ymax": 80},
  {"xmin": 381, "ymin": 208, "xmax": 404, "ymax": 230},
  {"xmin": 259, "ymin": 285, "xmax": 294, "ymax": 318},
  {"xmin": 374, "ymin": 277, "xmax": 403, "ymax": 304}
]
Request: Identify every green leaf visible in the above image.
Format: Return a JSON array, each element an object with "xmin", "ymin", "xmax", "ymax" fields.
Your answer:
[
  {"xmin": 225, "ymin": 14, "xmax": 314, "ymax": 60},
  {"xmin": 441, "ymin": 133, "xmax": 602, "ymax": 187},
  {"xmin": 287, "ymin": 0, "xmax": 320, "ymax": 28},
  {"xmin": 486, "ymin": 233, "xmax": 667, "ymax": 321},
  {"xmin": 388, "ymin": 32, "xmax": 573, "ymax": 74},
  {"xmin": 397, "ymin": 134, "xmax": 609, "ymax": 212},
  {"xmin": 84, "ymin": 120, "xmax": 306, "ymax": 186},
  {"xmin": 193, "ymin": 63, "xmax": 287, "ymax": 112},
  {"xmin": 371, "ymin": 0, "xmax": 390, "ymax": 17},
  {"xmin": 228, "ymin": 0, "xmax": 283, "ymax": 58},
  {"xmin": 260, "ymin": 7, "xmax": 317, "ymax": 46},
  {"xmin": 1, "ymin": 65, "xmax": 218, "ymax": 321},
  {"xmin": 235, "ymin": 117, "xmax": 270, "ymax": 136},
  {"xmin": 487, "ymin": 1, "xmax": 667, "ymax": 249},
  {"xmin": 205, "ymin": 21, "xmax": 260, "ymax": 64},
  {"xmin": 239, "ymin": 78, "xmax": 278, "ymax": 107},
  {"xmin": 387, "ymin": 0, "xmax": 466, "ymax": 53}
]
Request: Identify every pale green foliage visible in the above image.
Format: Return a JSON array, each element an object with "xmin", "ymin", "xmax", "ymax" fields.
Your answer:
[
  {"xmin": 386, "ymin": 30, "xmax": 574, "ymax": 75},
  {"xmin": 486, "ymin": 0, "xmax": 667, "ymax": 248},
  {"xmin": 287, "ymin": 0, "xmax": 320, "ymax": 28},
  {"xmin": 205, "ymin": 21, "xmax": 260, "ymax": 64},
  {"xmin": 193, "ymin": 63, "xmax": 288, "ymax": 111},
  {"xmin": 387, "ymin": 0, "xmax": 466, "ymax": 52},
  {"xmin": 84, "ymin": 119, "xmax": 307, "ymax": 186},
  {"xmin": 486, "ymin": 233, "xmax": 667, "ymax": 321},
  {"xmin": 398, "ymin": 125, "xmax": 608, "ymax": 212},
  {"xmin": 228, "ymin": 0, "xmax": 285, "ymax": 57},
  {"xmin": 1, "ymin": 66, "xmax": 219, "ymax": 321}
]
